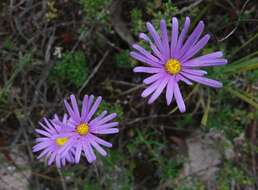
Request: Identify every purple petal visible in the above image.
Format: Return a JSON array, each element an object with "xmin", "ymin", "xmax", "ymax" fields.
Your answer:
[
  {"xmin": 89, "ymin": 110, "xmax": 108, "ymax": 126},
  {"xmin": 63, "ymin": 114, "xmax": 68, "ymax": 122},
  {"xmin": 175, "ymin": 17, "xmax": 191, "ymax": 54},
  {"xmin": 141, "ymin": 79, "xmax": 162, "ymax": 97},
  {"xmin": 171, "ymin": 17, "xmax": 179, "ymax": 58},
  {"xmin": 52, "ymin": 117, "xmax": 67, "ymax": 128},
  {"xmin": 35, "ymin": 129, "xmax": 52, "ymax": 137},
  {"xmin": 146, "ymin": 22, "xmax": 164, "ymax": 53},
  {"xmin": 86, "ymin": 95, "xmax": 94, "ymax": 119},
  {"xmin": 35, "ymin": 137, "xmax": 49, "ymax": 143},
  {"xmin": 88, "ymin": 143, "xmax": 96, "ymax": 162},
  {"xmin": 75, "ymin": 143, "xmax": 82, "ymax": 163},
  {"xmin": 183, "ymin": 58, "xmax": 228, "ymax": 67},
  {"xmin": 174, "ymin": 81, "xmax": 186, "ymax": 112},
  {"xmin": 48, "ymin": 151, "xmax": 57, "ymax": 165},
  {"xmin": 181, "ymin": 73, "xmax": 223, "ymax": 88},
  {"xmin": 56, "ymin": 154, "xmax": 61, "ymax": 168},
  {"xmin": 53, "ymin": 114, "xmax": 59, "ymax": 121},
  {"xmin": 133, "ymin": 66, "xmax": 163, "ymax": 74},
  {"xmin": 83, "ymin": 143, "xmax": 92, "ymax": 163},
  {"xmin": 85, "ymin": 96, "xmax": 102, "ymax": 122},
  {"xmin": 139, "ymin": 33, "xmax": 165, "ymax": 61},
  {"xmin": 92, "ymin": 128, "xmax": 119, "ymax": 134},
  {"xmin": 70, "ymin": 95, "xmax": 81, "ymax": 122},
  {"xmin": 43, "ymin": 118, "xmax": 56, "ymax": 134},
  {"xmin": 81, "ymin": 95, "xmax": 89, "ymax": 121},
  {"xmin": 64, "ymin": 100, "xmax": 78, "ymax": 123},
  {"xmin": 38, "ymin": 122, "xmax": 53, "ymax": 134},
  {"xmin": 90, "ymin": 134, "xmax": 112, "ymax": 148},
  {"xmin": 37, "ymin": 147, "xmax": 52, "ymax": 159},
  {"xmin": 81, "ymin": 95, "xmax": 94, "ymax": 122},
  {"xmin": 148, "ymin": 76, "xmax": 169, "ymax": 104},
  {"xmin": 94, "ymin": 113, "xmax": 117, "ymax": 126},
  {"xmin": 66, "ymin": 151, "xmax": 75, "ymax": 163},
  {"xmin": 143, "ymin": 72, "xmax": 164, "ymax": 84},
  {"xmin": 50, "ymin": 120, "xmax": 62, "ymax": 132},
  {"xmin": 160, "ymin": 19, "xmax": 170, "ymax": 59},
  {"xmin": 83, "ymin": 142, "xmax": 96, "ymax": 163},
  {"xmin": 177, "ymin": 74, "xmax": 193, "ymax": 85},
  {"xmin": 91, "ymin": 122, "xmax": 119, "ymax": 131},
  {"xmin": 181, "ymin": 34, "xmax": 210, "ymax": 62},
  {"xmin": 58, "ymin": 137, "xmax": 76, "ymax": 155},
  {"xmin": 177, "ymin": 21, "xmax": 204, "ymax": 59},
  {"xmin": 130, "ymin": 51, "xmax": 162, "ymax": 67},
  {"xmin": 61, "ymin": 158, "xmax": 66, "ymax": 166},
  {"xmin": 195, "ymin": 51, "xmax": 224, "ymax": 60},
  {"xmin": 33, "ymin": 141, "xmax": 51, "ymax": 152},
  {"xmin": 90, "ymin": 141, "xmax": 107, "ymax": 156},
  {"xmin": 132, "ymin": 44, "xmax": 161, "ymax": 63},
  {"xmin": 166, "ymin": 77, "xmax": 174, "ymax": 105},
  {"xmin": 182, "ymin": 68, "xmax": 207, "ymax": 76},
  {"xmin": 139, "ymin": 32, "xmax": 151, "ymax": 42}
]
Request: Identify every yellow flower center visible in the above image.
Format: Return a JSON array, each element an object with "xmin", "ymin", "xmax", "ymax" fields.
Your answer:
[
  {"xmin": 165, "ymin": 59, "xmax": 181, "ymax": 75},
  {"xmin": 55, "ymin": 137, "xmax": 68, "ymax": 146},
  {"xmin": 76, "ymin": 123, "xmax": 89, "ymax": 136}
]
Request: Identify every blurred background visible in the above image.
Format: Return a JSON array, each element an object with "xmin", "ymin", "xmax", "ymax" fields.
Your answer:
[{"xmin": 0, "ymin": 0, "xmax": 258, "ymax": 189}]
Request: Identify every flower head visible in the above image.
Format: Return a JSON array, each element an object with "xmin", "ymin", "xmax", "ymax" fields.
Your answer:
[
  {"xmin": 33, "ymin": 115, "xmax": 75, "ymax": 168},
  {"xmin": 57, "ymin": 94, "xmax": 119, "ymax": 164},
  {"xmin": 131, "ymin": 17, "xmax": 228, "ymax": 112}
]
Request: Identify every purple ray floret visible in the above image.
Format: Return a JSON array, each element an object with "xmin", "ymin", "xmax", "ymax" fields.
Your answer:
[
  {"xmin": 131, "ymin": 17, "xmax": 228, "ymax": 112},
  {"xmin": 57, "ymin": 94, "xmax": 119, "ymax": 164},
  {"xmin": 33, "ymin": 114, "xmax": 75, "ymax": 168}
]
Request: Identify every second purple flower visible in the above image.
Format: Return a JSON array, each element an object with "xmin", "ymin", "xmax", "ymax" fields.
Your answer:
[
  {"xmin": 57, "ymin": 95, "xmax": 119, "ymax": 164},
  {"xmin": 131, "ymin": 17, "xmax": 228, "ymax": 112}
]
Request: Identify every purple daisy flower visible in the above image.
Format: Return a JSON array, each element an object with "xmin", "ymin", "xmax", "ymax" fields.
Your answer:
[
  {"xmin": 33, "ymin": 115, "xmax": 75, "ymax": 168},
  {"xmin": 57, "ymin": 94, "xmax": 119, "ymax": 164},
  {"xmin": 131, "ymin": 17, "xmax": 228, "ymax": 112}
]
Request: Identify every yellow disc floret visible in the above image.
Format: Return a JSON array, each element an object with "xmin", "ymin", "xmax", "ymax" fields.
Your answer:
[
  {"xmin": 76, "ymin": 123, "xmax": 89, "ymax": 136},
  {"xmin": 55, "ymin": 137, "xmax": 68, "ymax": 146},
  {"xmin": 165, "ymin": 59, "xmax": 181, "ymax": 75}
]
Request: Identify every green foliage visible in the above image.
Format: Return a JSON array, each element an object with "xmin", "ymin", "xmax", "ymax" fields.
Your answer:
[
  {"xmin": 130, "ymin": 8, "xmax": 145, "ymax": 35},
  {"xmin": 2, "ymin": 37, "xmax": 14, "ymax": 50},
  {"xmin": 160, "ymin": 158, "xmax": 182, "ymax": 181},
  {"xmin": 101, "ymin": 150, "xmax": 134, "ymax": 190},
  {"xmin": 96, "ymin": 100, "xmax": 124, "ymax": 121},
  {"xmin": 147, "ymin": 0, "xmax": 178, "ymax": 27},
  {"xmin": 0, "ymin": 52, "xmax": 32, "ymax": 100},
  {"xmin": 175, "ymin": 115, "xmax": 194, "ymax": 128},
  {"xmin": 207, "ymin": 103, "xmax": 255, "ymax": 139},
  {"xmin": 115, "ymin": 50, "xmax": 134, "ymax": 69},
  {"xmin": 127, "ymin": 129, "xmax": 162, "ymax": 159},
  {"xmin": 84, "ymin": 181, "xmax": 102, "ymax": 190},
  {"xmin": 215, "ymin": 54, "xmax": 258, "ymax": 77},
  {"xmin": 174, "ymin": 182, "xmax": 205, "ymax": 190},
  {"xmin": 127, "ymin": 128, "xmax": 183, "ymax": 187},
  {"xmin": 218, "ymin": 161, "xmax": 255, "ymax": 189},
  {"xmin": 146, "ymin": 0, "xmax": 178, "ymax": 26},
  {"xmin": 79, "ymin": 0, "xmax": 111, "ymax": 23},
  {"xmin": 51, "ymin": 51, "xmax": 88, "ymax": 88},
  {"xmin": 206, "ymin": 52, "xmax": 258, "ymax": 139},
  {"xmin": 130, "ymin": 1, "xmax": 179, "ymax": 35}
]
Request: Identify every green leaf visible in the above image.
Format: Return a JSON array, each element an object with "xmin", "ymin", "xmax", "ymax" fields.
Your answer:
[
  {"xmin": 225, "ymin": 86, "xmax": 258, "ymax": 109},
  {"xmin": 221, "ymin": 57, "xmax": 258, "ymax": 75},
  {"xmin": 201, "ymin": 94, "xmax": 210, "ymax": 126},
  {"xmin": 50, "ymin": 51, "xmax": 88, "ymax": 88}
]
